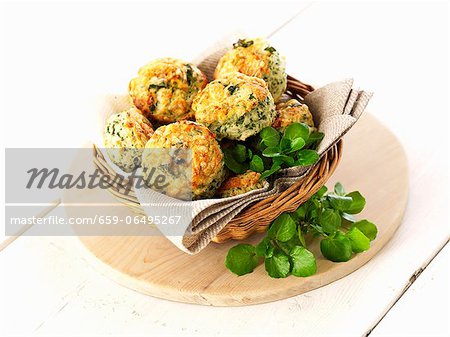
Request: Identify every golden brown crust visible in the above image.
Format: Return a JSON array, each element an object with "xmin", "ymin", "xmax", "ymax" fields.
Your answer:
[
  {"xmin": 129, "ymin": 58, "xmax": 207, "ymax": 124},
  {"xmin": 144, "ymin": 121, "xmax": 226, "ymax": 198},
  {"xmin": 273, "ymin": 99, "xmax": 315, "ymax": 132},
  {"xmin": 192, "ymin": 72, "xmax": 276, "ymax": 141},
  {"xmin": 214, "ymin": 38, "xmax": 286, "ymax": 101},
  {"xmin": 216, "ymin": 171, "xmax": 264, "ymax": 198},
  {"xmin": 194, "ymin": 73, "xmax": 268, "ymax": 123}
]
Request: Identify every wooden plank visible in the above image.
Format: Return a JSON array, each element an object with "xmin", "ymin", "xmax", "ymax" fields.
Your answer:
[
  {"xmin": 0, "ymin": 200, "xmax": 60, "ymax": 252},
  {"xmin": 371, "ymin": 242, "xmax": 449, "ymax": 337},
  {"xmin": 1, "ymin": 178, "xmax": 448, "ymax": 337},
  {"xmin": 1, "ymin": 203, "xmax": 447, "ymax": 337}
]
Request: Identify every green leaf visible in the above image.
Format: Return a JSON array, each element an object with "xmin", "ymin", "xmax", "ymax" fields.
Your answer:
[
  {"xmin": 311, "ymin": 198, "xmax": 321, "ymax": 209},
  {"xmin": 272, "ymin": 157, "xmax": 284, "ymax": 167},
  {"xmin": 352, "ymin": 220, "xmax": 378, "ymax": 241},
  {"xmin": 277, "ymin": 239, "xmax": 297, "ymax": 254},
  {"xmin": 279, "ymin": 137, "xmax": 291, "ymax": 152},
  {"xmin": 225, "ymin": 244, "xmax": 259, "ymax": 276},
  {"xmin": 320, "ymin": 232, "xmax": 353, "ymax": 262},
  {"xmin": 342, "ymin": 212, "xmax": 356, "ymax": 223},
  {"xmin": 253, "ymin": 137, "xmax": 267, "ymax": 152},
  {"xmin": 346, "ymin": 227, "xmax": 370, "ymax": 253},
  {"xmin": 262, "ymin": 146, "xmax": 281, "ymax": 158},
  {"xmin": 223, "ymin": 148, "xmax": 248, "ymax": 174},
  {"xmin": 277, "ymin": 155, "xmax": 296, "ymax": 166},
  {"xmin": 287, "ymin": 137, "xmax": 306, "ymax": 153},
  {"xmin": 320, "ymin": 208, "xmax": 342, "ymax": 234},
  {"xmin": 284, "ymin": 122, "xmax": 310, "ymax": 141},
  {"xmin": 227, "ymin": 85, "xmax": 238, "ymax": 95},
  {"xmin": 305, "ymin": 132, "xmax": 324, "ymax": 147},
  {"xmin": 265, "ymin": 252, "xmax": 291, "ymax": 278},
  {"xmin": 249, "ymin": 155, "xmax": 264, "ymax": 173},
  {"xmin": 345, "ymin": 191, "xmax": 366, "ymax": 214},
  {"xmin": 259, "ymin": 127, "xmax": 280, "ymax": 147},
  {"xmin": 314, "ymin": 185, "xmax": 328, "ymax": 198},
  {"xmin": 233, "ymin": 38, "xmax": 254, "ymax": 48},
  {"xmin": 260, "ymin": 165, "xmax": 281, "ymax": 180},
  {"xmin": 289, "ymin": 246, "xmax": 317, "ymax": 277},
  {"xmin": 148, "ymin": 83, "xmax": 168, "ymax": 90},
  {"xmin": 293, "ymin": 203, "xmax": 308, "ymax": 219},
  {"xmin": 268, "ymin": 213, "xmax": 296, "ymax": 242},
  {"xmin": 255, "ymin": 237, "xmax": 274, "ymax": 258},
  {"xmin": 261, "ymin": 155, "xmax": 272, "ymax": 169},
  {"xmin": 334, "ymin": 182, "xmax": 345, "ymax": 196},
  {"xmin": 297, "ymin": 227, "xmax": 307, "ymax": 247},
  {"xmin": 232, "ymin": 144, "xmax": 248, "ymax": 163},
  {"xmin": 296, "ymin": 150, "xmax": 319, "ymax": 166},
  {"xmin": 185, "ymin": 64, "xmax": 194, "ymax": 86},
  {"xmin": 328, "ymin": 194, "xmax": 353, "ymax": 211},
  {"xmin": 222, "ymin": 144, "xmax": 250, "ymax": 174}
]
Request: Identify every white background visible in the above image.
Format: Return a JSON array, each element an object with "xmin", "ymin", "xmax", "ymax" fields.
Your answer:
[{"xmin": 0, "ymin": 1, "xmax": 449, "ymax": 336}]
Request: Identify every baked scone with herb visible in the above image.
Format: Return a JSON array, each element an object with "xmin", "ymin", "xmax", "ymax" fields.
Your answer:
[
  {"xmin": 272, "ymin": 99, "xmax": 315, "ymax": 132},
  {"xmin": 214, "ymin": 38, "xmax": 286, "ymax": 102},
  {"xmin": 216, "ymin": 171, "xmax": 265, "ymax": 198},
  {"xmin": 142, "ymin": 121, "xmax": 226, "ymax": 199},
  {"xmin": 129, "ymin": 58, "xmax": 207, "ymax": 123},
  {"xmin": 192, "ymin": 72, "xmax": 276, "ymax": 141},
  {"xmin": 103, "ymin": 107, "xmax": 154, "ymax": 172}
]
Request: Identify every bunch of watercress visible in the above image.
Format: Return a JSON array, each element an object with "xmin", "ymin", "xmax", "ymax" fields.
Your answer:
[
  {"xmin": 225, "ymin": 182, "xmax": 378, "ymax": 278},
  {"xmin": 222, "ymin": 122, "xmax": 324, "ymax": 179}
]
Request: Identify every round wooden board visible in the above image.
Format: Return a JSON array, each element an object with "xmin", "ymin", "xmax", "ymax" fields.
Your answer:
[{"xmin": 65, "ymin": 113, "xmax": 408, "ymax": 306}]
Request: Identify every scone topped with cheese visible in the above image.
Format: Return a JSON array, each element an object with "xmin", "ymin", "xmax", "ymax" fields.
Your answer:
[
  {"xmin": 192, "ymin": 72, "xmax": 276, "ymax": 141},
  {"xmin": 129, "ymin": 58, "xmax": 207, "ymax": 123},
  {"xmin": 142, "ymin": 121, "xmax": 226, "ymax": 199},
  {"xmin": 103, "ymin": 107, "xmax": 154, "ymax": 172},
  {"xmin": 216, "ymin": 171, "xmax": 265, "ymax": 198},
  {"xmin": 214, "ymin": 38, "xmax": 286, "ymax": 102},
  {"xmin": 273, "ymin": 99, "xmax": 315, "ymax": 132}
]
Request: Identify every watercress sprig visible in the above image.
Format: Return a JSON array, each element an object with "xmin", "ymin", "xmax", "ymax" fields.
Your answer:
[
  {"xmin": 225, "ymin": 182, "xmax": 378, "ymax": 278},
  {"xmin": 223, "ymin": 122, "xmax": 324, "ymax": 179}
]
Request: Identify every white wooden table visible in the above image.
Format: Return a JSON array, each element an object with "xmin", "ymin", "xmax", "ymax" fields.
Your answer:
[{"xmin": 0, "ymin": 2, "xmax": 449, "ymax": 336}]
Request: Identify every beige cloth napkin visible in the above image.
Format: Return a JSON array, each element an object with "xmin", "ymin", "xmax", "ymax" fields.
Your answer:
[{"xmin": 130, "ymin": 39, "xmax": 373, "ymax": 254}]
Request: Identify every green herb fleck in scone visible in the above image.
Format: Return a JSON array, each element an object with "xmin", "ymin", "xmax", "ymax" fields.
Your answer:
[
  {"xmin": 216, "ymin": 171, "xmax": 265, "ymax": 198},
  {"xmin": 142, "ymin": 121, "xmax": 226, "ymax": 199},
  {"xmin": 273, "ymin": 99, "xmax": 316, "ymax": 132},
  {"xmin": 192, "ymin": 72, "xmax": 276, "ymax": 141},
  {"xmin": 103, "ymin": 107, "xmax": 154, "ymax": 172},
  {"xmin": 214, "ymin": 38, "xmax": 287, "ymax": 102},
  {"xmin": 129, "ymin": 58, "xmax": 207, "ymax": 123}
]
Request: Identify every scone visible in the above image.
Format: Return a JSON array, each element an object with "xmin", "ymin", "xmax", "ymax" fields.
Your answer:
[
  {"xmin": 103, "ymin": 107, "xmax": 154, "ymax": 172},
  {"xmin": 192, "ymin": 72, "xmax": 276, "ymax": 141},
  {"xmin": 216, "ymin": 171, "xmax": 265, "ymax": 198},
  {"xmin": 272, "ymin": 99, "xmax": 315, "ymax": 132},
  {"xmin": 214, "ymin": 38, "xmax": 286, "ymax": 102},
  {"xmin": 129, "ymin": 58, "xmax": 207, "ymax": 123},
  {"xmin": 141, "ymin": 121, "xmax": 226, "ymax": 199}
]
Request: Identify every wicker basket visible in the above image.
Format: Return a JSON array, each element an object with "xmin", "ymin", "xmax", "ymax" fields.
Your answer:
[{"xmin": 93, "ymin": 76, "xmax": 343, "ymax": 243}]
